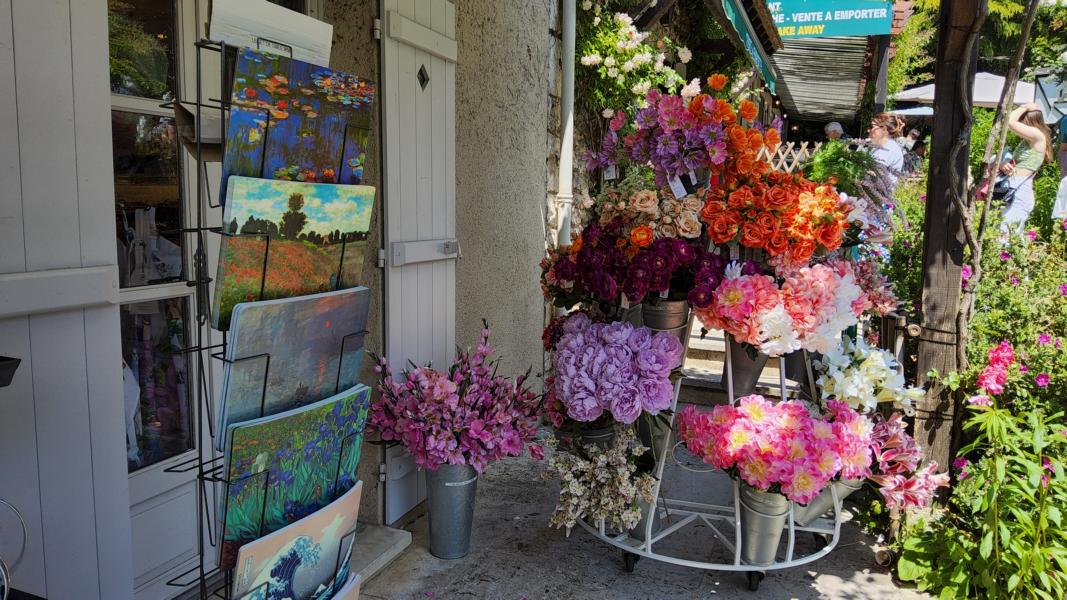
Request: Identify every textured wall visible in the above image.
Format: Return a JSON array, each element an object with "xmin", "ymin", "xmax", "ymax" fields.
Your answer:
[
  {"xmin": 455, "ymin": 0, "xmax": 556, "ymax": 383},
  {"xmin": 325, "ymin": 0, "xmax": 385, "ymax": 524}
]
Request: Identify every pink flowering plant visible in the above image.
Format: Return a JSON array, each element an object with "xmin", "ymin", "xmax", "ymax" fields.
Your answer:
[
  {"xmin": 369, "ymin": 325, "xmax": 541, "ymax": 473},
  {"xmin": 547, "ymin": 313, "xmax": 682, "ymax": 426},
  {"xmin": 677, "ymin": 396, "xmax": 875, "ymax": 505}
]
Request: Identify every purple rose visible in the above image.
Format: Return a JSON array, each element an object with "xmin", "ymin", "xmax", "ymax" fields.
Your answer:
[
  {"xmin": 562, "ymin": 313, "xmax": 591, "ymax": 334},
  {"xmin": 601, "ymin": 321, "xmax": 634, "ymax": 345},
  {"xmin": 671, "ymin": 238, "xmax": 697, "ymax": 264},
  {"xmin": 638, "ymin": 377, "xmax": 675, "ymax": 413},
  {"xmin": 688, "ymin": 283, "xmax": 715, "ymax": 309},
  {"xmin": 741, "ymin": 260, "xmax": 763, "ymax": 276},
  {"xmin": 650, "ymin": 332, "xmax": 685, "ymax": 368},
  {"xmin": 609, "ymin": 386, "xmax": 643, "ymax": 424},
  {"xmin": 566, "ymin": 374, "xmax": 603, "ymax": 422},
  {"xmin": 627, "ymin": 327, "xmax": 653, "ymax": 353},
  {"xmin": 636, "ymin": 348, "xmax": 674, "ymax": 378}
]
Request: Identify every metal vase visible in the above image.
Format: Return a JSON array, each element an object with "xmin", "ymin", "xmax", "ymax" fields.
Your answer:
[
  {"xmin": 724, "ymin": 335, "xmax": 769, "ymax": 398},
  {"xmin": 425, "ymin": 464, "xmax": 478, "ymax": 559},
  {"xmin": 738, "ymin": 485, "xmax": 790, "ymax": 566},
  {"xmin": 793, "ymin": 479, "xmax": 863, "ymax": 527},
  {"xmin": 576, "ymin": 425, "xmax": 616, "ymax": 450},
  {"xmin": 640, "ymin": 299, "xmax": 692, "ymax": 351}
]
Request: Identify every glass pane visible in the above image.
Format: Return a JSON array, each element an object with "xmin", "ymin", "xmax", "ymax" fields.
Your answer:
[
  {"xmin": 122, "ymin": 297, "xmax": 193, "ymax": 472},
  {"xmin": 108, "ymin": 0, "xmax": 177, "ymax": 100},
  {"xmin": 113, "ymin": 110, "xmax": 184, "ymax": 287},
  {"xmin": 268, "ymin": 0, "xmax": 307, "ymax": 11}
]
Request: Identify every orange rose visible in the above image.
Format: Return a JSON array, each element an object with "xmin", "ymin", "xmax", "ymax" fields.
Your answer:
[
  {"xmin": 765, "ymin": 186, "xmax": 791, "ymax": 211},
  {"xmin": 765, "ymin": 231, "xmax": 790, "ymax": 256},
  {"xmin": 708, "ymin": 211, "xmax": 740, "ymax": 244},
  {"xmin": 735, "ymin": 154, "xmax": 755, "ymax": 176},
  {"xmin": 700, "ymin": 199, "xmax": 726, "ymax": 224},
  {"xmin": 756, "ymin": 212, "xmax": 778, "ymax": 235},
  {"xmin": 740, "ymin": 221, "xmax": 764, "ymax": 248},
  {"xmin": 630, "ymin": 225, "xmax": 654, "ymax": 248},
  {"xmin": 739, "ymin": 100, "xmax": 758, "ymax": 121},
  {"xmin": 707, "ymin": 73, "xmax": 728, "ymax": 91},
  {"xmin": 793, "ymin": 239, "xmax": 816, "ymax": 263},
  {"xmin": 747, "ymin": 130, "xmax": 764, "ymax": 150},
  {"xmin": 727, "ymin": 187, "xmax": 753, "ymax": 209},
  {"xmin": 816, "ymin": 221, "xmax": 844, "ymax": 250},
  {"xmin": 764, "ymin": 127, "xmax": 781, "ymax": 149}
]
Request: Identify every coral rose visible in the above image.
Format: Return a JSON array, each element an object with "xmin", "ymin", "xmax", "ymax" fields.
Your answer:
[
  {"xmin": 815, "ymin": 221, "xmax": 843, "ymax": 249},
  {"xmin": 728, "ymin": 187, "xmax": 753, "ymax": 209},
  {"xmin": 708, "ymin": 211, "xmax": 740, "ymax": 244},
  {"xmin": 765, "ymin": 185, "xmax": 791, "ymax": 210},
  {"xmin": 707, "ymin": 73, "xmax": 728, "ymax": 91},
  {"xmin": 792, "ymin": 239, "xmax": 816, "ymax": 263},
  {"xmin": 740, "ymin": 222, "xmax": 764, "ymax": 248},
  {"xmin": 630, "ymin": 225, "xmax": 654, "ymax": 248},
  {"xmin": 739, "ymin": 100, "xmax": 758, "ymax": 121},
  {"xmin": 766, "ymin": 231, "xmax": 790, "ymax": 256},
  {"xmin": 756, "ymin": 212, "xmax": 779, "ymax": 236}
]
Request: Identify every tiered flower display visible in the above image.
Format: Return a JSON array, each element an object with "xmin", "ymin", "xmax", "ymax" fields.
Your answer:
[
  {"xmin": 370, "ymin": 327, "xmax": 541, "ymax": 473},
  {"xmin": 813, "ymin": 335, "xmax": 923, "ymax": 414}
]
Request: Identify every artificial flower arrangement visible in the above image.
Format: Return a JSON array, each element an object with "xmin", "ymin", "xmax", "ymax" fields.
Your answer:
[
  {"xmin": 593, "ymin": 172, "xmax": 704, "ymax": 241},
  {"xmin": 546, "ymin": 313, "xmax": 683, "ymax": 425},
  {"xmin": 690, "ymin": 260, "xmax": 864, "ymax": 357},
  {"xmin": 812, "ymin": 335, "xmax": 922, "ymax": 415},
  {"xmin": 369, "ymin": 326, "xmax": 541, "ymax": 473},
  {"xmin": 542, "ymin": 428, "xmax": 656, "ymax": 534},
  {"xmin": 866, "ymin": 411, "xmax": 948, "ymax": 511}
]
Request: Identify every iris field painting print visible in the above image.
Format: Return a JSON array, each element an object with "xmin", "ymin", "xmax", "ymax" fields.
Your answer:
[
  {"xmin": 221, "ymin": 48, "xmax": 374, "ymax": 205},
  {"xmin": 211, "ymin": 176, "xmax": 375, "ymax": 330},
  {"xmin": 220, "ymin": 385, "xmax": 370, "ymax": 571},
  {"xmin": 231, "ymin": 481, "xmax": 363, "ymax": 600},
  {"xmin": 216, "ymin": 287, "xmax": 370, "ymax": 449}
]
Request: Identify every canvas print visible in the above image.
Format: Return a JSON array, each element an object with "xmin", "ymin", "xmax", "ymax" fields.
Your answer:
[
  {"xmin": 329, "ymin": 573, "xmax": 362, "ymax": 600},
  {"xmin": 211, "ymin": 176, "xmax": 375, "ymax": 331},
  {"xmin": 231, "ymin": 480, "xmax": 363, "ymax": 600},
  {"xmin": 216, "ymin": 286, "xmax": 370, "ymax": 448},
  {"xmin": 221, "ymin": 47, "xmax": 375, "ymax": 205},
  {"xmin": 220, "ymin": 384, "xmax": 371, "ymax": 570}
]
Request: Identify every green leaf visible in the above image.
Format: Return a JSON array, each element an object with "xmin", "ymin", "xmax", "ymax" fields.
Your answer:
[
  {"xmin": 1008, "ymin": 573, "xmax": 1021, "ymax": 591},
  {"xmin": 896, "ymin": 555, "xmax": 925, "ymax": 582},
  {"xmin": 979, "ymin": 531, "xmax": 994, "ymax": 559},
  {"xmin": 1049, "ymin": 505, "xmax": 1063, "ymax": 527}
]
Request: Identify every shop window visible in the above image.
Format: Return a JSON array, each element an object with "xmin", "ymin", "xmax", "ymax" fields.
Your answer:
[{"xmin": 108, "ymin": 0, "xmax": 177, "ymax": 100}]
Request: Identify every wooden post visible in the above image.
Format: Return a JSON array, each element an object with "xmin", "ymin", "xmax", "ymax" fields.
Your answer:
[{"xmin": 914, "ymin": 0, "xmax": 987, "ymax": 468}]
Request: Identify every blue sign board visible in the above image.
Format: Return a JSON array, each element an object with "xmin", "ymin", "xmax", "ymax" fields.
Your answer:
[
  {"xmin": 767, "ymin": 0, "xmax": 894, "ymax": 38},
  {"xmin": 722, "ymin": 0, "xmax": 776, "ymax": 94}
]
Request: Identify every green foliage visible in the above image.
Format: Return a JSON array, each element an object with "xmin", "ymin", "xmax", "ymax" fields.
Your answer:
[
  {"xmin": 886, "ymin": 10, "xmax": 936, "ymax": 106},
  {"xmin": 897, "ymin": 402, "xmax": 1067, "ymax": 599},
  {"xmin": 107, "ymin": 0, "xmax": 171, "ymax": 99},
  {"xmin": 883, "ymin": 174, "xmax": 927, "ymax": 320},
  {"xmin": 1031, "ymin": 163, "xmax": 1065, "ymax": 240},
  {"xmin": 802, "ymin": 140, "xmax": 879, "ymax": 197},
  {"xmin": 1026, "ymin": 3, "xmax": 1067, "ymax": 79}
]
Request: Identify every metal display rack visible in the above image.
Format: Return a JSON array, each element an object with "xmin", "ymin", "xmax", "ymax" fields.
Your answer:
[{"xmin": 575, "ymin": 342, "xmax": 846, "ymax": 592}]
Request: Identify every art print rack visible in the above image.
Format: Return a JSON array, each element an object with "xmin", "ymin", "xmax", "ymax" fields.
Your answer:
[{"xmin": 158, "ymin": 21, "xmax": 377, "ymax": 597}]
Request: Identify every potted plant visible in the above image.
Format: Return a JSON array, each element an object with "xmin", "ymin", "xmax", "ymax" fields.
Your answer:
[{"xmin": 370, "ymin": 325, "xmax": 541, "ymax": 559}]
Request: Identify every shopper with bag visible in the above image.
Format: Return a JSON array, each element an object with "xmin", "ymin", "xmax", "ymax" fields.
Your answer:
[{"xmin": 999, "ymin": 103, "xmax": 1054, "ymax": 235}]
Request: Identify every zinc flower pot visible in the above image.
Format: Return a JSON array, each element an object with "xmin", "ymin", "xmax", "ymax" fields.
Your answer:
[
  {"xmin": 425, "ymin": 464, "xmax": 478, "ymax": 559},
  {"xmin": 576, "ymin": 425, "xmax": 616, "ymax": 450},
  {"xmin": 793, "ymin": 479, "xmax": 863, "ymax": 527},
  {"xmin": 783, "ymin": 349, "xmax": 819, "ymax": 400},
  {"xmin": 738, "ymin": 484, "xmax": 789, "ymax": 566},
  {"xmin": 723, "ymin": 335, "xmax": 769, "ymax": 398},
  {"xmin": 640, "ymin": 299, "xmax": 692, "ymax": 351}
]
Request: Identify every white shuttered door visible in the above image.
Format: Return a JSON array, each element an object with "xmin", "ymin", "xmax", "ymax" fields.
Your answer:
[{"xmin": 380, "ymin": 0, "xmax": 457, "ymax": 524}]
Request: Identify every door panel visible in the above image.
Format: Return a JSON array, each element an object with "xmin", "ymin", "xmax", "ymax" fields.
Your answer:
[{"xmin": 381, "ymin": 0, "xmax": 457, "ymax": 524}]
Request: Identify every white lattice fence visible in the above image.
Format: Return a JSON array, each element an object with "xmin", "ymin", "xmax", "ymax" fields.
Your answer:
[{"xmin": 758, "ymin": 141, "xmax": 823, "ymax": 173}]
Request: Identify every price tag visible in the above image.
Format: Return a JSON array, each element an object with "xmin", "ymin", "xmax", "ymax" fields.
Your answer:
[
  {"xmin": 620, "ymin": 294, "xmax": 630, "ymax": 310},
  {"xmin": 668, "ymin": 175, "xmax": 688, "ymax": 199},
  {"xmin": 688, "ymin": 170, "xmax": 698, "ymax": 186},
  {"xmin": 604, "ymin": 164, "xmax": 618, "ymax": 181},
  {"xmin": 729, "ymin": 244, "xmax": 739, "ymax": 260},
  {"xmin": 256, "ymin": 37, "xmax": 294, "ymax": 58},
  {"xmin": 659, "ymin": 290, "xmax": 669, "ymax": 299}
]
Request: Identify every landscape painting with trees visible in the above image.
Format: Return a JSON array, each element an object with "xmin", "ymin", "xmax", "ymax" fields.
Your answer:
[{"xmin": 211, "ymin": 176, "xmax": 375, "ymax": 330}]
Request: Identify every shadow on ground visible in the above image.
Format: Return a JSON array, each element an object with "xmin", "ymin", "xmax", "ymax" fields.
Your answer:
[{"xmin": 363, "ymin": 449, "xmax": 929, "ymax": 600}]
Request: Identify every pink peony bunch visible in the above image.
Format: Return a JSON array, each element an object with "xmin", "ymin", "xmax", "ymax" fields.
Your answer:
[
  {"xmin": 552, "ymin": 313, "xmax": 683, "ymax": 424},
  {"xmin": 976, "ymin": 339, "xmax": 1015, "ymax": 395},
  {"xmin": 867, "ymin": 412, "xmax": 948, "ymax": 510},
  {"xmin": 370, "ymin": 327, "xmax": 541, "ymax": 473},
  {"xmin": 678, "ymin": 396, "xmax": 872, "ymax": 504}
]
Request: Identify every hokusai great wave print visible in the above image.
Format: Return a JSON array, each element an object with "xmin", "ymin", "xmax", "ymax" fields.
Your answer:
[
  {"xmin": 219, "ymin": 385, "xmax": 370, "ymax": 571},
  {"xmin": 211, "ymin": 176, "xmax": 375, "ymax": 331},
  {"xmin": 215, "ymin": 286, "xmax": 370, "ymax": 449},
  {"xmin": 221, "ymin": 47, "xmax": 374, "ymax": 206}
]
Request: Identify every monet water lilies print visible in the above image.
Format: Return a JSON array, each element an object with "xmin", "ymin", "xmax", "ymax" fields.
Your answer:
[
  {"xmin": 370, "ymin": 326, "xmax": 541, "ymax": 473},
  {"xmin": 221, "ymin": 48, "xmax": 374, "ymax": 205},
  {"xmin": 211, "ymin": 177, "xmax": 375, "ymax": 330},
  {"xmin": 219, "ymin": 385, "xmax": 370, "ymax": 570}
]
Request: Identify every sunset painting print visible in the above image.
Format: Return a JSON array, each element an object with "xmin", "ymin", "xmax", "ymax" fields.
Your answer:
[
  {"xmin": 221, "ymin": 48, "xmax": 375, "ymax": 205},
  {"xmin": 211, "ymin": 176, "xmax": 375, "ymax": 331},
  {"xmin": 219, "ymin": 385, "xmax": 370, "ymax": 571}
]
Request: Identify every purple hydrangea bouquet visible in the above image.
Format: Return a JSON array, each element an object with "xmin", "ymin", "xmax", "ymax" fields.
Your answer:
[
  {"xmin": 369, "ymin": 325, "xmax": 541, "ymax": 473},
  {"xmin": 548, "ymin": 313, "xmax": 683, "ymax": 426}
]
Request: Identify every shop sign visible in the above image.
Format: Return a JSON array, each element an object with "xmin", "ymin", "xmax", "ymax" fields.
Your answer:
[
  {"xmin": 721, "ymin": 0, "xmax": 776, "ymax": 94},
  {"xmin": 767, "ymin": 0, "xmax": 893, "ymax": 38}
]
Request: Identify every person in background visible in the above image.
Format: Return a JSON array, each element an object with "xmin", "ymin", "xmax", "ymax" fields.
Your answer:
[
  {"xmin": 1059, "ymin": 116, "xmax": 1067, "ymax": 178},
  {"xmin": 902, "ymin": 128, "xmax": 921, "ymax": 151},
  {"xmin": 890, "ymin": 115, "xmax": 908, "ymax": 148},
  {"xmin": 825, "ymin": 121, "xmax": 846, "ymax": 141},
  {"xmin": 904, "ymin": 139, "xmax": 926, "ymax": 175},
  {"xmin": 867, "ymin": 112, "xmax": 905, "ymax": 184},
  {"xmin": 1000, "ymin": 102, "xmax": 1053, "ymax": 235},
  {"xmin": 1053, "ymin": 174, "xmax": 1067, "ymax": 223}
]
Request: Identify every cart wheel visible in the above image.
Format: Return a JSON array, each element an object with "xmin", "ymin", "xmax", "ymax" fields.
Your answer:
[
  {"xmin": 623, "ymin": 552, "xmax": 639, "ymax": 573},
  {"xmin": 812, "ymin": 533, "xmax": 831, "ymax": 550},
  {"xmin": 746, "ymin": 571, "xmax": 764, "ymax": 591}
]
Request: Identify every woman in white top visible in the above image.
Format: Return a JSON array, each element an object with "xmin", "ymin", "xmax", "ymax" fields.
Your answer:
[{"xmin": 867, "ymin": 112, "xmax": 905, "ymax": 185}]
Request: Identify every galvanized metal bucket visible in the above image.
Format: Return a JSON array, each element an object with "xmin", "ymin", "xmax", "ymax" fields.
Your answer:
[
  {"xmin": 640, "ymin": 299, "xmax": 692, "ymax": 351},
  {"xmin": 724, "ymin": 335, "xmax": 769, "ymax": 398},
  {"xmin": 425, "ymin": 464, "xmax": 478, "ymax": 559},
  {"xmin": 631, "ymin": 496, "xmax": 659, "ymax": 541},
  {"xmin": 739, "ymin": 485, "xmax": 789, "ymax": 566},
  {"xmin": 793, "ymin": 479, "xmax": 862, "ymax": 527}
]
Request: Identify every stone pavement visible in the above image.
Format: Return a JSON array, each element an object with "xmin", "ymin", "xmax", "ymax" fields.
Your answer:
[{"xmin": 362, "ymin": 448, "xmax": 930, "ymax": 600}]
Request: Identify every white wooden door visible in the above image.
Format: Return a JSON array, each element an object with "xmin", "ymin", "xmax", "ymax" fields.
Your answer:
[{"xmin": 380, "ymin": 0, "xmax": 457, "ymax": 524}]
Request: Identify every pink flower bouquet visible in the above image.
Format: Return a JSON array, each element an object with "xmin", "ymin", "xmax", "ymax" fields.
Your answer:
[
  {"xmin": 866, "ymin": 412, "xmax": 948, "ymax": 511},
  {"xmin": 678, "ymin": 396, "xmax": 872, "ymax": 504},
  {"xmin": 370, "ymin": 326, "xmax": 541, "ymax": 473},
  {"xmin": 551, "ymin": 313, "xmax": 683, "ymax": 425}
]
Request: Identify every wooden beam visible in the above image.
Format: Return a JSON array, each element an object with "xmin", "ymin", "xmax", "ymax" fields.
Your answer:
[
  {"xmin": 914, "ymin": 0, "xmax": 988, "ymax": 469},
  {"xmin": 635, "ymin": 0, "xmax": 680, "ymax": 29}
]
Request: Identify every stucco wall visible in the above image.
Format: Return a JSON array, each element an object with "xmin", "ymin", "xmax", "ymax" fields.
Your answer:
[{"xmin": 454, "ymin": 0, "xmax": 556, "ymax": 383}]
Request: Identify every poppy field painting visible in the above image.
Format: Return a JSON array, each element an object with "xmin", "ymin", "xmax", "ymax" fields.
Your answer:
[
  {"xmin": 219, "ymin": 385, "xmax": 370, "ymax": 571},
  {"xmin": 211, "ymin": 176, "xmax": 375, "ymax": 331},
  {"xmin": 216, "ymin": 287, "xmax": 370, "ymax": 449},
  {"xmin": 221, "ymin": 48, "xmax": 374, "ymax": 206}
]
